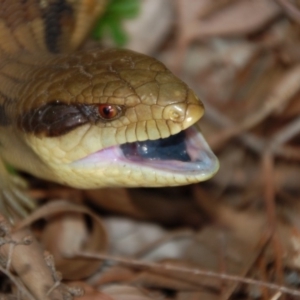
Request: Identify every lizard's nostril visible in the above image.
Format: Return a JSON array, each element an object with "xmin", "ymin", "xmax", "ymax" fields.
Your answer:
[{"xmin": 163, "ymin": 103, "xmax": 186, "ymax": 123}]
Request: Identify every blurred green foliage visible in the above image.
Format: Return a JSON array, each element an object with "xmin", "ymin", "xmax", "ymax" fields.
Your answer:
[
  {"xmin": 93, "ymin": 0, "xmax": 140, "ymax": 47},
  {"xmin": 6, "ymin": 163, "xmax": 16, "ymax": 175}
]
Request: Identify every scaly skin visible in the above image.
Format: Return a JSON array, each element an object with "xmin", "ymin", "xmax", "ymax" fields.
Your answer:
[{"xmin": 0, "ymin": 0, "xmax": 218, "ymax": 221}]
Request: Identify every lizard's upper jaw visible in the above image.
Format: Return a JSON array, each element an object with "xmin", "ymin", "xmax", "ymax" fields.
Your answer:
[{"xmin": 71, "ymin": 125, "xmax": 219, "ymax": 183}]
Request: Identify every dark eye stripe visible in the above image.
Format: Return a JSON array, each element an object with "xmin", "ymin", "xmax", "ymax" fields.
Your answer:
[
  {"xmin": 19, "ymin": 101, "xmax": 89, "ymax": 137},
  {"xmin": 18, "ymin": 101, "xmax": 124, "ymax": 137}
]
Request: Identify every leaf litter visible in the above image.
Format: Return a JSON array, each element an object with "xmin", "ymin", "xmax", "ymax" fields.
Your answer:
[{"xmin": 2, "ymin": 0, "xmax": 300, "ymax": 299}]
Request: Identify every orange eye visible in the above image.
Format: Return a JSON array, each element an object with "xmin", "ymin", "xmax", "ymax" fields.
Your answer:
[{"xmin": 98, "ymin": 104, "xmax": 120, "ymax": 120}]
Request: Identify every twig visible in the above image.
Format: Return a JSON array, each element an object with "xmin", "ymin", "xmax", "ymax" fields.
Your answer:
[
  {"xmin": 6, "ymin": 243, "xmax": 13, "ymax": 271},
  {"xmin": 70, "ymin": 251, "xmax": 300, "ymax": 297},
  {"xmin": 205, "ymin": 64, "xmax": 300, "ymax": 151},
  {"xmin": 270, "ymin": 116, "xmax": 300, "ymax": 149},
  {"xmin": 262, "ymin": 151, "xmax": 284, "ymax": 289},
  {"xmin": 262, "ymin": 151, "xmax": 276, "ymax": 232},
  {"xmin": 204, "ymin": 100, "xmax": 266, "ymax": 152},
  {"xmin": 204, "ymin": 102, "xmax": 300, "ymax": 161},
  {"xmin": 258, "ymin": 255, "xmax": 270, "ymax": 299},
  {"xmin": 276, "ymin": 0, "xmax": 300, "ymax": 24},
  {"xmin": 0, "ymin": 263, "xmax": 35, "ymax": 300},
  {"xmin": 198, "ymin": 0, "xmax": 239, "ymax": 19},
  {"xmin": 0, "ymin": 229, "xmax": 63, "ymax": 300},
  {"xmin": 44, "ymin": 252, "xmax": 62, "ymax": 297},
  {"xmin": 270, "ymin": 291, "xmax": 282, "ymax": 300},
  {"xmin": 236, "ymin": 57, "xmax": 300, "ymax": 132}
]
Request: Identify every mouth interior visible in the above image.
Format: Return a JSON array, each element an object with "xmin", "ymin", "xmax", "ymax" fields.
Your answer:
[
  {"xmin": 118, "ymin": 126, "xmax": 218, "ymax": 174},
  {"xmin": 121, "ymin": 130, "xmax": 191, "ymax": 162},
  {"xmin": 73, "ymin": 125, "xmax": 218, "ymax": 176}
]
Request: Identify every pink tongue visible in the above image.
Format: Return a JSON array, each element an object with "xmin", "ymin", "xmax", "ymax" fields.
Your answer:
[{"xmin": 81, "ymin": 146, "xmax": 121, "ymax": 162}]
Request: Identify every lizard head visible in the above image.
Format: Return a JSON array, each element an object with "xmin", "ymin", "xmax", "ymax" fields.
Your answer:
[{"xmin": 18, "ymin": 49, "xmax": 219, "ymax": 188}]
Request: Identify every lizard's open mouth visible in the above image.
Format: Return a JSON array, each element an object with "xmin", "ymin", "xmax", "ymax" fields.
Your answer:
[
  {"xmin": 119, "ymin": 126, "xmax": 218, "ymax": 173},
  {"xmin": 73, "ymin": 126, "xmax": 219, "ymax": 177}
]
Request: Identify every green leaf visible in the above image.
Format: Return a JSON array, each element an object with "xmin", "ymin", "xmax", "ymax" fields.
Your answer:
[
  {"xmin": 109, "ymin": 0, "xmax": 139, "ymax": 17},
  {"xmin": 5, "ymin": 163, "xmax": 17, "ymax": 175},
  {"xmin": 110, "ymin": 18, "xmax": 129, "ymax": 47},
  {"xmin": 92, "ymin": 0, "xmax": 140, "ymax": 46}
]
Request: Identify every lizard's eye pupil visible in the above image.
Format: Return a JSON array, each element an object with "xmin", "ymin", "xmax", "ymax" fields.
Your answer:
[{"xmin": 98, "ymin": 104, "xmax": 120, "ymax": 120}]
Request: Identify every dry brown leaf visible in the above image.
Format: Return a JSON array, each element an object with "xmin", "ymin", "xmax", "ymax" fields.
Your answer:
[
  {"xmin": 15, "ymin": 200, "xmax": 108, "ymax": 280},
  {"xmin": 128, "ymin": 270, "xmax": 202, "ymax": 291},
  {"xmin": 68, "ymin": 282, "xmax": 113, "ymax": 300},
  {"xmin": 0, "ymin": 226, "xmax": 62, "ymax": 300},
  {"xmin": 177, "ymin": 0, "xmax": 281, "ymax": 41},
  {"xmin": 102, "ymin": 285, "xmax": 156, "ymax": 300},
  {"xmin": 93, "ymin": 266, "xmax": 136, "ymax": 286},
  {"xmin": 85, "ymin": 188, "xmax": 148, "ymax": 219},
  {"xmin": 177, "ymin": 291, "xmax": 220, "ymax": 300}
]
